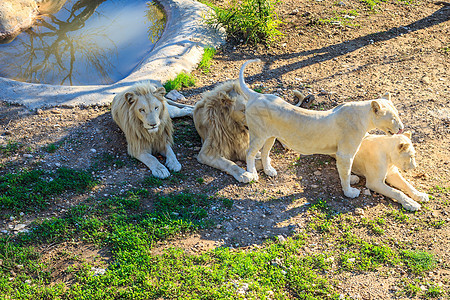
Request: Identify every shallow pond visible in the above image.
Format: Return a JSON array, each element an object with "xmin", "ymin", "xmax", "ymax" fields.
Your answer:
[{"xmin": 0, "ymin": 0, "xmax": 165, "ymax": 86}]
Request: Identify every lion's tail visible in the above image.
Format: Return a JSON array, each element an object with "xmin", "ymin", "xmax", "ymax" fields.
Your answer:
[{"xmin": 239, "ymin": 59, "xmax": 261, "ymax": 99}]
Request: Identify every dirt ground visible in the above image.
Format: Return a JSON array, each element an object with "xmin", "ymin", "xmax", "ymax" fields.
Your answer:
[{"xmin": 0, "ymin": 0, "xmax": 449, "ymax": 298}]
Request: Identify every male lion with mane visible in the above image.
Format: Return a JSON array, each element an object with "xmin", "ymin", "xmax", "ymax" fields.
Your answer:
[
  {"xmin": 193, "ymin": 81, "xmax": 255, "ymax": 183},
  {"xmin": 111, "ymin": 82, "xmax": 181, "ymax": 178}
]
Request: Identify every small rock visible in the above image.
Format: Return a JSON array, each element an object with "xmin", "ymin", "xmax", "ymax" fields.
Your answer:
[
  {"xmin": 421, "ymin": 76, "xmax": 431, "ymax": 85},
  {"xmin": 19, "ymin": 212, "xmax": 24, "ymax": 216},
  {"xmin": 25, "ymin": 279, "xmax": 32, "ymax": 284},
  {"xmin": 90, "ymin": 148, "xmax": 97, "ymax": 153},
  {"xmin": 313, "ymin": 170, "xmax": 322, "ymax": 176},
  {"xmin": 23, "ymin": 154, "xmax": 33, "ymax": 159},
  {"xmin": 277, "ymin": 235, "xmax": 286, "ymax": 243},
  {"xmin": 354, "ymin": 208, "xmax": 364, "ymax": 216},
  {"xmin": 290, "ymin": 9, "xmax": 299, "ymax": 15},
  {"xmin": 55, "ymin": 162, "xmax": 61, "ymax": 167},
  {"xmin": 16, "ymin": 264, "xmax": 24, "ymax": 269},
  {"xmin": 9, "ymin": 216, "xmax": 15, "ymax": 221},
  {"xmin": 338, "ymin": 1, "xmax": 346, "ymax": 6},
  {"xmin": 14, "ymin": 224, "xmax": 26, "ymax": 231},
  {"xmin": 36, "ymin": 109, "xmax": 44, "ymax": 115},
  {"xmin": 348, "ymin": 258, "xmax": 356, "ymax": 263},
  {"xmin": 363, "ymin": 189, "xmax": 371, "ymax": 196},
  {"xmin": 339, "ymin": 294, "xmax": 345, "ymax": 300},
  {"xmin": 50, "ymin": 109, "xmax": 61, "ymax": 114},
  {"xmin": 165, "ymin": 90, "xmax": 186, "ymax": 101},
  {"xmin": 91, "ymin": 267, "xmax": 106, "ymax": 276},
  {"xmin": 311, "ymin": 184, "xmax": 319, "ymax": 188}
]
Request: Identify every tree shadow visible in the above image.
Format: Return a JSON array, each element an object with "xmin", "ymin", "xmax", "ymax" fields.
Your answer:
[{"xmin": 186, "ymin": 5, "xmax": 449, "ymax": 96}]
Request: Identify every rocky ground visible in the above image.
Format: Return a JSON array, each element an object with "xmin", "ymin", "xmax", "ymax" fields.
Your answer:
[{"xmin": 0, "ymin": 0, "xmax": 449, "ymax": 298}]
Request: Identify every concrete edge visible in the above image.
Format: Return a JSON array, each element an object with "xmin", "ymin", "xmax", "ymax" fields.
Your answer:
[{"xmin": 0, "ymin": 0, "xmax": 226, "ymax": 110}]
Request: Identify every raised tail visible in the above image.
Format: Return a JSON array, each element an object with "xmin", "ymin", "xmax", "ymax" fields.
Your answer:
[{"xmin": 239, "ymin": 59, "xmax": 261, "ymax": 99}]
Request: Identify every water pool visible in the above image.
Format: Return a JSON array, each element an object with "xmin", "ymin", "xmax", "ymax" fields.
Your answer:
[{"xmin": 0, "ymin": 0, "xmax": 165, "ymax": 86}]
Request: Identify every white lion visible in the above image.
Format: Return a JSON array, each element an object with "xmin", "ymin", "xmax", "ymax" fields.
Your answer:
[
  {"xmin": 111, "ymin": 82, "xmax": 183, "ymax": 178},
  {"xmin": 193, "ymin": 81, "xmax": 255, "ymax": 183},
  {"xmin": 240, "ymin": 59, "xmax": 404, "ymax": 198},
  {"xmin": 349, "ymin": 132, "xmax": 429, "ymax": 211}
]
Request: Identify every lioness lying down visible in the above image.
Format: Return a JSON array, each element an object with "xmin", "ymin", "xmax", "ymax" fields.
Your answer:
[
  {"xmin": 193, "ymin": 81, "xmax": 255, "ymax": 183},
  {"xmin": 240, "ymin": 59, "xmax": 404, "ymax": 198},
  {"xmin": 348, "ymin": 132, "xmax": 429, "ymax": 211},
  {"xmin": 111, "ymin": 82, "xmax": 181, "ymax": 178}
]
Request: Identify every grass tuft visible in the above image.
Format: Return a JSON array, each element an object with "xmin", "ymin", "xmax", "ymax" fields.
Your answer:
[{"xmin": 163, "ymin": 72, "xmax": 195, "ymax": 92}]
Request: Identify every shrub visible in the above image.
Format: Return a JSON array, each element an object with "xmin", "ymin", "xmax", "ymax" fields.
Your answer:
[
  {"xmin": 206, "ymin": 0, "xmax": 283, "ymax": 45},
  {"xmin": 163, "ymin": 72, "xmax": 196, "ymax": 92}
]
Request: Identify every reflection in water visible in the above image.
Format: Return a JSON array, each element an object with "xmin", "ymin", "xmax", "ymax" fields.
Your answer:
[{"xmin": 0, "ymin": 0, "xmax": 165, "ymax": 86}]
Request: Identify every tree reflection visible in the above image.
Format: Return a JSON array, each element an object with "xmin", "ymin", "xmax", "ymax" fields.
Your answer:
[{"xmin": 0, "ymin": 0, "xmax": 165, "ymax": 86}]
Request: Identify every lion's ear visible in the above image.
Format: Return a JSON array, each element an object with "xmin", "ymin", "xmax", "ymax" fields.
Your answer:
[
  {"xmin": 125, "ymin": 92, "xmax": 136, "ymax": 105},
  {"xmin": 381, "ymin": 92, "xmax": 391, "ymax": 101},
  {"xmin": 398, "ymin": 143, "xmax": 409, "ymax": 152},
  {"xmin": 403, "ymin": 131, "xmax": 412, "ymax": 139},
  {"xmin": 155, "ymin": 87, "xmax": 166, "ymax": 98},
  {"xmin": 219, "ymin": 91, "xmax": 232, "ymax": 105},
  {"xmin": 371, "ymin": 100, "xmax": 382, "ymax": 115}
]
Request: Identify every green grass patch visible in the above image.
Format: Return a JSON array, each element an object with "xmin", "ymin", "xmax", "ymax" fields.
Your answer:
[
  {"xmin": 206, "ymin": 0, "xmax": 283, "ymax": 44},
  {"xmin": 197, "ymin": 46, "xmax": 216, "ymax": 73},
  {"xmin": 401, "ymin": 250, "xmax": 437, "ymax": 274},
  {"xmin": 0, "ymin": 140, "xmax": 21, "ymax": 156},
  {"xmin": 42, "ymin": 142, "xmax": 60, "ymax": 153},
  {"xmin": 0, "ymin": 168, "xmax": 97, "ymax": 212},
  {"xmin": 163, "ymin": 72, "xmax": 196, "ymax": 92}
]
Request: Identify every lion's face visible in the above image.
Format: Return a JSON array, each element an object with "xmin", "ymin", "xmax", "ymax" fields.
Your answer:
[
  {"xmin": 125, "ymin": 87, "xmax": 166, "ymax": 133},
  {"xmin": 392, "ymin": 132, "xmax": 417, "ymax": 171},
  {"xmin": 371, "ymin": 97, "xmax": 404, "ymax": 136}
]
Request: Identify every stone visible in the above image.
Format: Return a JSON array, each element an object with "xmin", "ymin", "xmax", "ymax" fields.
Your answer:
[
  {"xmin": 0, "ymin": 0, "xmax": 38, "ymax": 43},
  {"xmin": 165, "ymin": 90, "xmax": 186, "ymax": 101},
  {"xmin": 277, "ymin": 235, "xmax": 286, "ymax": 243},
  {"xmin": 313, "ymin": 170, "xmax": 322, "ymax": 176},
  {"xmin": 311, "ymin": 184, "xmax": 319, "ymax": 188},
  {"xmin": 91, "ymin": 267, "xmax": 106, "ymax": 276},
  {"xmin": 14, "ymin": 224, "xmax": 26, "ymax": 231},
  {"xmin": 23, "ymin": 154, "xmax": 33, "ymax": 159},
  {"xmin": 354, "ymin": 208, "xmax": 364, "ymax": 216},
  {"xmin": 90, "ymin": 148, "xmax": 97, "ymax": 153},
  {"xmin": 363, "ymin": 189, "xmax": 371, "ymax": 196}
]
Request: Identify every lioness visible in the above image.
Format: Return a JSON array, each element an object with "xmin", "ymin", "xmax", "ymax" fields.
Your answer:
[
  {"xmin": 240, "ymin": 59, "xmax": 404, "ymax": 198},
  {"xmin": 193, "ymin": 81, "xmax": 255, "ymax": 183},
  {"xmin": 349, "ymin": 132, "xmax": 429, "ymax": 211},
  {"xmin": 111, "ymin": 82, "xmax": 181, "ymax": 178}
]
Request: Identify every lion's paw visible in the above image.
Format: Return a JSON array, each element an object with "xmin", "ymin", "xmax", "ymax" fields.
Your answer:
[
  {"xmin": 414, "ymin": 192, "xmax": 430, "ymax": 203},
  {"xmin": 350, "ymin": 175, "xmax": 360, "ymax": 185},
  {"xmin": 264, "ymin": 166, "xmax": 277, "ymax": 177},
  {"xmin": 151, "ymin": 164, "xmax": 170, "ymax": 179},
  {"xmin": 402, "ymin": 199, "xmax": 421, "ymax": 211},
  {"xmin": 166, "ymin": 159, "xmax": 182, "ymax": 172},
  {"xmin": 344, "ymin": 187, "xmax": 360, "ymax": 198},
  {"xmin": 238, "ymin": 171, "xmax": 258, "ymax": 183}
]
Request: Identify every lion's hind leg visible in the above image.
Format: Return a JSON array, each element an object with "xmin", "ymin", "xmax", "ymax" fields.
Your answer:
[
  {"xmin": 385, "ymin": 169, "xmax": 429, "ymax": 203},
  {"xmin": 261, "ymin": 137, "xmax": 277, "ymax": 177},
  {"xmin": 137, "ymin": 152, "xmax": 170, "ymax": 179},
  {"xmin": 335, "ymin": 151, "xmax": 360, "ymax": 198}
]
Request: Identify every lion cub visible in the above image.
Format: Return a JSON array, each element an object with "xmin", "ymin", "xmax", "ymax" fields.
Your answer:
[
  {"xmin": 111, "ymin": 82, "xmax": 181, "ymax": 178},
  {"xmin": 350, "ymin": 132, "xmax": 429, "ymax": 211}
]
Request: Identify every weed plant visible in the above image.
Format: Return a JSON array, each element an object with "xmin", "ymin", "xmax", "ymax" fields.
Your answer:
[
  {"xmin": 206, "ymin": 0, "xmax": 283, "ymax": 44},
  {"xmin": 163, "ymin": 72, "xmax": 195, "ymax": 92},
  {"xmin": 197, "ymin": 46, "xmax": 216, "ymax": 73}
]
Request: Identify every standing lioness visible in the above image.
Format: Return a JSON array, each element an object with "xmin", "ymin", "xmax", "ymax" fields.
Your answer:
[{"xmin": 241, "ymin": 59, "xmax": 404, "ymax": 198}]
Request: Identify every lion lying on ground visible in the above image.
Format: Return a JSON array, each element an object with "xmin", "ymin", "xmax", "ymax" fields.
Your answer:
[
  {"xmin": 111, "ymin": 82, "xmax": 181, "ymax": 178},
  {"xmin": 193, "ymin": 81, "xmax": 256, "ymax": 183},
  {"xmin": 347, "ymin": 132, "xmax": 429, "ymax": 211},
  {"xmin": 240, "ymin": 59, "xmax": 404, "ymax": 198}
]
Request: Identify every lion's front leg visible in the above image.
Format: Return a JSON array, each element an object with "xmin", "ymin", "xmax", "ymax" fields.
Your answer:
[
  {"xmin": 336, "ymin": 152, "xmax": 360, "ymax": 198},
  {"xmin": 246, "ymin": 135, "xmax": 267, "ymax": 181},
  {"xmin": 385, "ymin": 169, "xmax": 429, "ymax": 203},
  {"xmin": 162, "ymin": 144, "xmax": 182, "ymax": 172},
  {"xmin": 366, "ymin": 180, "xmax": 421, "ymax": 211},
  {"xmin": 137, "ymin": 152, "xmax": 170, "ymax": 179},
  {"xmin": 198, "ymin": 151, "xmax": 253, "ymax": 183},
  {"xmin": 261, "ymin": 137, "xmax": 277, "ymax": 176}
]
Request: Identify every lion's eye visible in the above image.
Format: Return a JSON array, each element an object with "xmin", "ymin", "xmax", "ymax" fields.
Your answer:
[
  {"xmin": 139, "ymin": 108, "xmax": 145, "ymax": 113},
  {"xmin": 155, "ymin": 107, "xmax": 159, "ymax": 111}
]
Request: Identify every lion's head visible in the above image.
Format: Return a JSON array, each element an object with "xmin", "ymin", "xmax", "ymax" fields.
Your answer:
[
  {"xmin": 193, "ymin": 80, "xmax": 249, "ymax": 160},
  {"xmin": 111, "ymin": 82, "xmax": 172, "ymax": 157},
  {"xmin": 371, "ymin": 93, "xmax": 404, "ymax": 136},
  {"xmin": 392, "ymin": 131, "xmax": 417, "ymax": 171}
]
